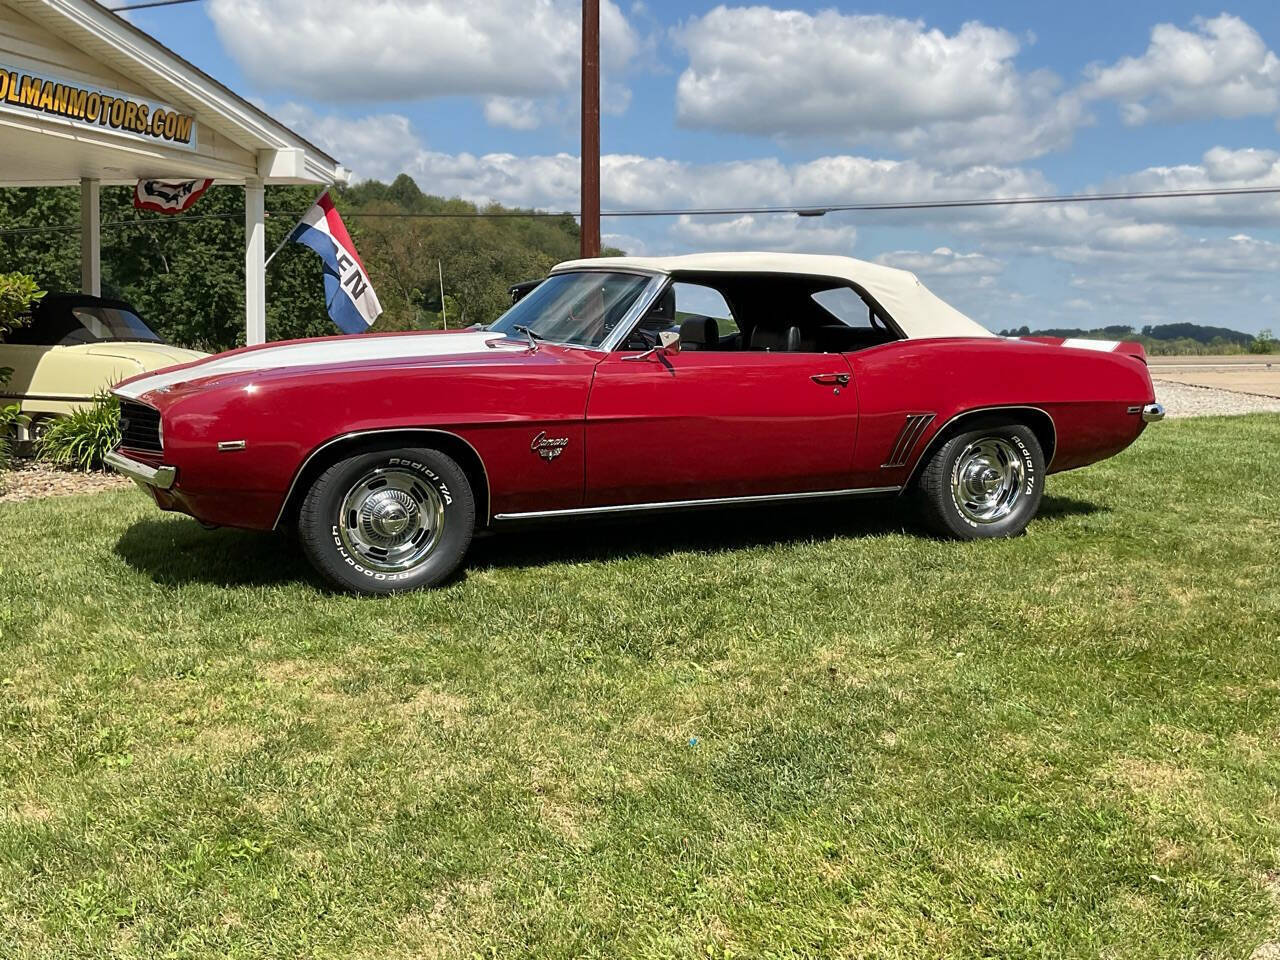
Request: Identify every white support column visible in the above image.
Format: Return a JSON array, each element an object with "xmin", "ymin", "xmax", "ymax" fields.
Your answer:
[
  {"xmin": 244, "ymin": 177, "xmax": 266, "ymax": 345},
  {"xmin": 79, "ymin": 178, "xmax": 101, "ymax": 297}
]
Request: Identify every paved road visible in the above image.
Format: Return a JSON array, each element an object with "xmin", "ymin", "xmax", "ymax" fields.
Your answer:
[
  {"xmin": 1146, "ymin": 354, "xmax": 1279, "ymax": 398},
  {"xmin": 1147, "ymin": 354, "xmax": 1276, "ymax": 368}
]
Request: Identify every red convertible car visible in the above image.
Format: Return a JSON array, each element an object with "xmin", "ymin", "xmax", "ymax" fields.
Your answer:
[{"xmin": 106, "ymin": 253, "xmax": 1163, "ymax": 594}]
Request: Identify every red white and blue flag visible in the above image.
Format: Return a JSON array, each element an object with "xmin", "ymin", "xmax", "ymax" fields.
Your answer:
[
  {"xmin": 289, "ymin": 192, "xmax": 383, "ymax": 334},
  {"xmin": 134, "ymin": 178, "xmax": 213, "ymax": 214}
]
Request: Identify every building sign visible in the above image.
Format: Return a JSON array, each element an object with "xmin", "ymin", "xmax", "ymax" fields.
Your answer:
[{"xmin": 0, "ymin": 59, "xmax": 197, "ymax": 150}]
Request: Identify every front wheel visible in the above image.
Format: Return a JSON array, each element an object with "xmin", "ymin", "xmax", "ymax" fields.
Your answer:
[
  {"xmin": 297, "ymin": 447, "xmax": 475, "ymax": 594},
  {"xmin": 915, "ymin": 422, "xmax": 1045, "ymax": 539}
]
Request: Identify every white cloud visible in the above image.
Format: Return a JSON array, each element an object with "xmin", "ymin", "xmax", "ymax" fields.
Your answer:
[
  {"xmin": 208, "ymin": 0, "xmax": 638, "ymax": 121},
  {"xmin": 279, "ymin": 108, "xmax": 1051, "ymax": 213},
  {"xmin": 1090, "ymin": 147, "xmax": 1280, "ymax": 227},
  {"xmin": 874, "ymin": 247, "xmax": 1004, "ymax": 277},
  {"xmin": 1046, "ymin": 232, "xmax": 1280, "ymax": 277},
  {"xmin": 1083, "ymin": 15, "xmax": 1280, "ymax": 124},
  {"xmin": 667, "ymin": 214, "xmax": 857, "ymax": 254},
  {"xmin": 482, "ymin": 98, "xmax": 542, "ymax": 131},
  {"xmin": 673, "ymin": 7, "xmax": 1085, "ymax": 163}
]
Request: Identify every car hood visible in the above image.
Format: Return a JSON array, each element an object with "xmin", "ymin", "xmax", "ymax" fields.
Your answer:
[
  {"xmin": 113, "ymin": 329, "xmax": 527, "ymax": 401},
  {"xmin": 74, "ymin": 342, "xmax": 209, "ymax": 369}
]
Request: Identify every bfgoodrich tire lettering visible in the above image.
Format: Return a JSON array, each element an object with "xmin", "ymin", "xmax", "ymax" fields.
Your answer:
[
  {"xmin": 915, "ymin": 421, "xmax": 1045, "ymax": 540},
  {"xmin": 298, "ymin": 446, "xmax": 475, "ymax": 594}
]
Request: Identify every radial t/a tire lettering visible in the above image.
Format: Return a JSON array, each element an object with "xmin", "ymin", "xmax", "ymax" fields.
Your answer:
[
  {"xmin": 297, "ymin": 446, "xmax": 475, "ymax": 594},
  {"xmin": 915, "ymin": 421, "xmax": 1045, "ymax": 540}
]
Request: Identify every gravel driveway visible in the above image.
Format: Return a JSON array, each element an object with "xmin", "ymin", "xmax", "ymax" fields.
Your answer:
[{"xmin": 1153, "ymin": 379, "xmax": 1280, "ymax": 418}]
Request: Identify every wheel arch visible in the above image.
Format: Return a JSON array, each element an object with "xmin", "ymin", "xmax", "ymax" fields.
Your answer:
[
  {"xmin": 901, "ymin": 405, "xmax": 1056, "ymax": 492},
  {"xmin": 274, "ymin": 428, "xmax": 491, "ymax": 530}
]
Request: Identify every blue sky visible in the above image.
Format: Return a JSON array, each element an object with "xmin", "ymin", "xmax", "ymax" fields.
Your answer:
[{"xmin": 130, "ymin": 1, "xmax": 1280, "ymax": 333}]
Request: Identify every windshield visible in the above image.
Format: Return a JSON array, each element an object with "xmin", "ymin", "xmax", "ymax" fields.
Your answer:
[
  {"xmin": 488, "ymin": 271, "xmax": 652, "ymax": 348},
  {"xmin": 0, "ymin": 302, "xmax": 163, "ymax": 346},
  {"xmin": 65, "ymin": 307, "xmax": 162, "ymax": 344}
]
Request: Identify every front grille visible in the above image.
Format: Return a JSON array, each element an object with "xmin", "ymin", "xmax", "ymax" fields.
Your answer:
[{"xmin": 118, "ymin": 401, "xmax": 163, "ymax": 453}]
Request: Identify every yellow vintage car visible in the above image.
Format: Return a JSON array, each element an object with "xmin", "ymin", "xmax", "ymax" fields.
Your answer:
[{"xmin": 0, "ymin": 294, "xmax": 206, "ymax": 437}]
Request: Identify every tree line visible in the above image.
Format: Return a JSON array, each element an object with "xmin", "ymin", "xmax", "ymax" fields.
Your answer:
[
  {"xmin": 0, "ymin": 174, "xmax": 617, "ymax": 352},
  {"xmin": 998, "ymin": 322, "xmax": 1273, "ymax": 355}
]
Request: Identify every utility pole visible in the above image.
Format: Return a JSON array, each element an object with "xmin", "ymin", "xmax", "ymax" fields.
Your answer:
[{"xmin": 580, "ymin": 0, "xmax": 601, "ymax": 258}]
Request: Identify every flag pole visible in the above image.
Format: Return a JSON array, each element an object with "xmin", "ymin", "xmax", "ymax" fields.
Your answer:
[
  {"xmin": 264, "ymin": 183, "xmax": 331, "ymax": 268},
  {"xmin": 438, "ymin": 260, "xmax": 447, "ymax": 329}
]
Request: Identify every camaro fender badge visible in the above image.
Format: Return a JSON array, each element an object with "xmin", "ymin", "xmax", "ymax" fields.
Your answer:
[{"xmin": 531, "ymin": 431, "xmax": 569, "ymax": 462}]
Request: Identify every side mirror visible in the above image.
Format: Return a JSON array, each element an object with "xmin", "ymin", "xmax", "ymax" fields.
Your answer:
[{"xmin": 621, "ymin": 330, "xmax": 681, "ymax": 362}]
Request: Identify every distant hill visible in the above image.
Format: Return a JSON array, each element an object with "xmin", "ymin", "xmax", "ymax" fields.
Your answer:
[{"xmin": 996, "ymin": 322, "xmax": 1261, "ymax": 356}]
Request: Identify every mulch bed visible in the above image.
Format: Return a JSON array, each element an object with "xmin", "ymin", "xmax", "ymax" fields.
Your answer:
[{"xmin": 0, "ymin": 460, "xmax": 131, "ymax": 505}]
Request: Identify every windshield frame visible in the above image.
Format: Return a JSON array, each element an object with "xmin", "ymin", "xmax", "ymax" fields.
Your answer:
[{"xmin": 488, "ymin": 268, "xmax": 667, "ymax": 352}]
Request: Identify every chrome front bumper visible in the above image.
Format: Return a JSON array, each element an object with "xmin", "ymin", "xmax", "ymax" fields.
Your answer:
[
  {"xmin": 1141, "ymin": 402, "xmax": 1165, "ymax": 423},
  {"xmin": 105, "ymin": 449, "xmax": 176, "ymax": 490}
]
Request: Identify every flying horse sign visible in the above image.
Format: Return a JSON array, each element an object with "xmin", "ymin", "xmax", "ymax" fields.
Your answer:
[{"xmin": 0, "ymin": 56, "xmax": 198, "ymax": 150}]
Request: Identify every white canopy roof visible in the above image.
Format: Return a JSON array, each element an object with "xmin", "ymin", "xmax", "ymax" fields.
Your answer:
[
  {"xmin": 552, "ymin": 252, "xmax": 995, "ymax": 340},
  {"xmin": 1, "ymin": 0, "xmax": 347, "ymax": 185}
]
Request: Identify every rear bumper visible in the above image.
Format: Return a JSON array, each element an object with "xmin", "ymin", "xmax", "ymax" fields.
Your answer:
[
  {"xmin": 104, "ymin": 449, "xmax": 176, "ymax": 490},
  {"xmin": 1128, "ymin": 402, "xmax": 1165, "ymax": 423}
]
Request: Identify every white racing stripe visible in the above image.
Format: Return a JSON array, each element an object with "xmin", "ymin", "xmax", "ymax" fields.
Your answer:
[
  {"xmin": 114, "ymin": 331, "xmax": 520, "ymax": 399},
  {"xmin": 1061, "ymin": 338, "xmax": 1121, "ymax": 352}
]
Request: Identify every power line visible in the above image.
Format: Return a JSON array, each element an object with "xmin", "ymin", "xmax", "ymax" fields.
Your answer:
[
  {"xmin": 0, "ymin": 211, "xmax": 240, "ymax": 237},
  {"xmin": 2, "ymin": 183, "xmax": 1280, "ymax": 239},
  {"xmin": 108, "ymin": 0, "xmax": 202, "ymax": 11},
  {"xmin": 603, "ymin": 183, "xmax": 1280, "ymax": 217}
]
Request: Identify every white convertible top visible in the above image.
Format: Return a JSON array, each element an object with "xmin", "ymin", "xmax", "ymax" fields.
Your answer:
[{"xmin": 551, "ymin": 252, "xmax": 994, "ymax": 340}]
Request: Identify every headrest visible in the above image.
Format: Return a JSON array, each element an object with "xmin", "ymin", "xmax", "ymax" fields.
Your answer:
[
  {"xmin": 679, "ymin": 315, "xmax": 719, "ymax": 346},
  {"xmin": 750, "ymin": 325, "xmax": 802, "ymax": 351}
]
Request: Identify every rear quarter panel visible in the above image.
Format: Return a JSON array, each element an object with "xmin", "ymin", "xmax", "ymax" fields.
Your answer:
[{"xmin": 847, "ymin": 337, "xmax": 1156, "ymax": 488}]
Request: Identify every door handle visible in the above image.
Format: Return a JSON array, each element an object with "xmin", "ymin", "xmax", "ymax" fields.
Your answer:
[{"xmin": 811, "ymin": 373, "xmax": 850, "ymax": 387}]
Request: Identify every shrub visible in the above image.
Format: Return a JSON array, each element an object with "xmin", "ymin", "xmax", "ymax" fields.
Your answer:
[
  {"xmin": 0, "ymin": 367, "xmax": 27, "ymax": 471},
  {"xmin": 37, "ymin": 391, "xmax": 120, "ymax": 471},
  {"xmin": 0, "ymin": 272, "xmax": 45, "ymax": 339},
  {"xmin": 1249, "ymin": 329, "xmax": 1275, "ymax": 354}
]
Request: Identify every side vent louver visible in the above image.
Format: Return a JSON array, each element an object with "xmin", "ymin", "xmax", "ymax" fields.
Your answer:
[{"xmin": 882, "ymin": 413, "xmax": 935, "ymax": 468}]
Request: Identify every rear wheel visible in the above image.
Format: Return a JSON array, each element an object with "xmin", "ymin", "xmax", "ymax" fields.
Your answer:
[
  {"xmin": 915, "ymin": 422, "xmax": 1044, "ymax": 539},
  {"xmin": 297, "ymin": 447, "xmax": 475, "ymax": 594}
]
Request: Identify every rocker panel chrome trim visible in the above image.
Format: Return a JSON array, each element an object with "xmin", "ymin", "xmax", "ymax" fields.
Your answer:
[
  {"xmin": 272, "ymin": 428, "xmax": 492, "ymax": 530},
  {"xmin": 492, "ymin": 485, "xmax": 901, "ymax": 521}
]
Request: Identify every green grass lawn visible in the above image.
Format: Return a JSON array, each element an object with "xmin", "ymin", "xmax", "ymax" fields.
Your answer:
[{"xmin": 2, "ymin": 416, "xmax": 1279, "ymax": 959}]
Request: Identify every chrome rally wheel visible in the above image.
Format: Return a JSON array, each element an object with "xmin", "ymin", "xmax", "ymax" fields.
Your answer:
[
  {"xmin": 950, "ymin": 436, "xmax": 1027, "ymax": 525},
  {"xmin": 337, "ymin": 466, "xmax": 446, "ymax": 574},
  {"xmin": 915, "ymin": 421, "xmax": 1045, "ymax": 540},
  {"xmin": 298, "ymin": 447, "xmax": 475, "ymax": 594}
]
